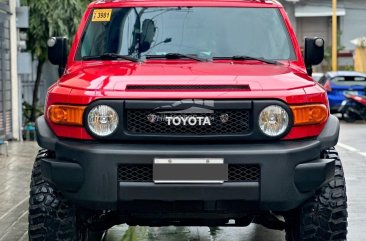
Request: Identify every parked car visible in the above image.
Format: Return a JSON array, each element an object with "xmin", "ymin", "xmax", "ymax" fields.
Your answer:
[
  {"xmin": 30, "ymin": 1, "xmax": 347, "ymax": 241},
  {"xmin": 318, "ymin": 71, "xmax": 366, "ymax": 112}
]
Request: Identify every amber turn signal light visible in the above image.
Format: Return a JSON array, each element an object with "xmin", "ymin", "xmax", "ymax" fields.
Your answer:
[
  {"xmin": 291, "ymin": 104, "xmax": 328, "ymax": 126},
  {"xmin": 48, "ymin": 105, "xmax": 86, "ymax": 126}
]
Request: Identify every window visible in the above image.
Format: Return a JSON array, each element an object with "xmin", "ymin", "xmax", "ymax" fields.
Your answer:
[{"xmin": 77, "ymin": 7, "xmax": 295, "ymax": 61}]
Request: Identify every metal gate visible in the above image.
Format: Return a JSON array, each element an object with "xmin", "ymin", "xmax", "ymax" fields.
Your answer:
[{"xmin": 0, "ymin": 1, "xmax": 12, "ymax": 140}]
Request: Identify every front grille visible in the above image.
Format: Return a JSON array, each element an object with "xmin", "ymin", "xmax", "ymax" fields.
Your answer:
[
  {"xmin": 118, "ymin": 165, "xmax": 153, "ymax": 182},
  {"xmin": 126, "ymin": 110, "xmax": 250, "ymax": 135},
  {"xmin": 118, "ymin": 164, "xmax": 260, "ymax": 182},
  {"xmin": 228, "ymin": 165, "xmax": 261, "ymax": 182}
]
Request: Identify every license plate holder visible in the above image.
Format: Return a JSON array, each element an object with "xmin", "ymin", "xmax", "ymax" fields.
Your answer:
[{"xmin": 153, "ymin": 158, "xmax": 228, "ymax": 184}]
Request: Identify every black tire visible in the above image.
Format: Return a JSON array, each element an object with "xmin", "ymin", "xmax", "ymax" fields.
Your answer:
[
  {"xmin": 285, "ymin": 148, "xmax": 348, "ymax": 241},
  {"xmin": 28, "ymin": 150, "xmax": 105, "ymax": 241}
]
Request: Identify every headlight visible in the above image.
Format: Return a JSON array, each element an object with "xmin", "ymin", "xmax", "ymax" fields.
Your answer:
[
  {"xmin": 259, "ymin": 105, "xmax": 289, "ymax": 137},
  {"xmin": 87, "ymin": 105, "xmax": 119, "ymax": 137}
]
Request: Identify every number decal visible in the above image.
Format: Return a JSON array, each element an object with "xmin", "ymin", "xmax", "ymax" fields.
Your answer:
[{"xmin": 92, "ymin": 9, "xmax": 112, "ymax": 22}]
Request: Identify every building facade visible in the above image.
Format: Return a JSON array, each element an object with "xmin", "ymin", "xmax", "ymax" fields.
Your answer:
[
  {"xmin": 0, "ymin": 0, "xmax": 12, "ymax": 139},
  {"xmin": 0, "ymin": 0, "xmax": 20, "ymax": 140},
  {"xmin": 282, "ymin": 0, "xmax": 366, "ymax": 51}
]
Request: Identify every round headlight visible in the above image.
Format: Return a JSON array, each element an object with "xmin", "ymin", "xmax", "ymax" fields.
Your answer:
[
  {"xmin": 259, "ymin": 105, "xmax": 289, "ymax": 137},
  {"xmin": 87, "ymin": 105, "xmax": 119, "ymax": 137}
]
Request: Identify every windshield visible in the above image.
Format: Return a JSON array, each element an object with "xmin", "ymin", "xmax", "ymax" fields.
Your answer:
[
  {"xmin": 331, "ymin": 76, "xmax": 366, "ymax": 86},
  {"xmin": 77, "ymin": 7, "xmax": 295, "ymax": 61}
]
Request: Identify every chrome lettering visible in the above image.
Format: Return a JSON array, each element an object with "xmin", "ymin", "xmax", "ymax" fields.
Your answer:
[{"xmin": 164, "ymin": 116, "xmax": 212, "ymax": 126}]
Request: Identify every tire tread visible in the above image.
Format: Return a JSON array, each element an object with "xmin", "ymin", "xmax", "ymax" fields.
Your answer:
[
  {"xmin": 28, "ymin": 150, "xmax": 77, "ymax": 241},
  {"xmin": 285, "ymin": 147, "xmax": 348, "ymax": 241}
]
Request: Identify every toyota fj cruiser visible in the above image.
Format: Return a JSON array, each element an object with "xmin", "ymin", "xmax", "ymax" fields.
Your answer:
[{"xmin": 29, "ymin": 0, "xmax": 348, "ymax": 240}]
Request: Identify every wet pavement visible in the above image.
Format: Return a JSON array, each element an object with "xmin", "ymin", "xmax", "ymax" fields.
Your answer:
[
  {"xmin": 0, "ymin": 121, "xmax": 365, "ymax": 241},
  {"xmin": 0, "ymin": 141, "xmax": 36, "ymax": 241}
]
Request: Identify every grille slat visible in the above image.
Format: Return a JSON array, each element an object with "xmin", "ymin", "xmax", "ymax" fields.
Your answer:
[
  {"xmin": 127, "ymin": 110, "xmax": 250, "ymax": 135},
  {"xmin": 118, "ymin": 164, "xmax": 260, "ymax": 183}
]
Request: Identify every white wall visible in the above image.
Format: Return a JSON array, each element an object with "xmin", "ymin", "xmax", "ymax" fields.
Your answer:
[{"xmin": 10, "ymin": 0, "xmax": 20, "ymax": 140}]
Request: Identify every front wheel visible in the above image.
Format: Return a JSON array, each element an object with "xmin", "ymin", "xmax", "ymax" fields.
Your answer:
[
  {"xmin": 28, "ymin": 150, "xmax": 106, "ymax": 241},
  {"xmin": 285, "ymin": 148, "xmax": 348, "ymax": 241}
]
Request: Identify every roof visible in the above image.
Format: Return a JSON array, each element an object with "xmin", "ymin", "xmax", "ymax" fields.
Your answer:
[
  {"xmin": 295, "ymin": 5, "xmax": 346, "ymax": 18},
  {"xmin": 327, "ymin": 71, "xmax": 366, "ymax": 78},
  {"xmin": 90, "ymin": 0, "xmax": 282, "ymax": 8}
]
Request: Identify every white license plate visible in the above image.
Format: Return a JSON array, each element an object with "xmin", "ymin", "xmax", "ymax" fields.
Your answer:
[{"xmin": 153, "ymin": 158, "xmax": 227, "ymax": 184}]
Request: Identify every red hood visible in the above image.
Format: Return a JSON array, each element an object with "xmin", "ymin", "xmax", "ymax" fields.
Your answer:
[{"xmin": 60, "ymin": 61, "xmax": 314, "ymax": 92}]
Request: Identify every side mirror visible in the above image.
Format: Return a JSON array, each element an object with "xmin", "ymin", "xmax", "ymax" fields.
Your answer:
[
  {"xmin": 304, "ymin": 37, "xmax": 325, "ymax": 76},
  {"xmin": 48, "ymin": 37, "xmax": 68, "ymax": 76}
]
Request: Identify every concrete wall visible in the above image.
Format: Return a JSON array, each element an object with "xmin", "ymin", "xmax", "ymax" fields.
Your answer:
[
  {"xmin": 341, "ymin": 0, "xmax": 366, "ymax": 50},
  {"xmin": 281, "ymin": 0, "xmax": 366, "ymax": 51}
]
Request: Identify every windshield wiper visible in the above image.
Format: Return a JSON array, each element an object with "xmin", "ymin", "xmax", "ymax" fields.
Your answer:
[
  {"xmin": 215, "ymin": 56, "xmax": 280, "ymax": 65},
  {"xmin": 145, "ymin": 53, "xmax": 210, "ymax": 62},
  {"xmin": 82, "ymin": 53, "xmax": 139, "ymax": 62}
]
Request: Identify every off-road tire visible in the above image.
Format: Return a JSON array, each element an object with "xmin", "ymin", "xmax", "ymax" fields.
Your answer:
[
  {"xmin": 285, "ymin": 148, "xmax": 348, "ymax": 241},
  {"xmin": 28, "ymin": 150, "xmax": 105, "ymax": 241}
]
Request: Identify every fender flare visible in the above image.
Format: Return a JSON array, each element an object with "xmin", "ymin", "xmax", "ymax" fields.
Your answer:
[
  {"xmin": 317, "ymin": 115, "xmax": 340, "ymax": 150},
  {"xmin": 36, "ymin": 116, "xmax": 57, "ymax": 151}
]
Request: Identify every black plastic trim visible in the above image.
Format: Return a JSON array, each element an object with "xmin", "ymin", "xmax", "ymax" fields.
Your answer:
[
  {"xmin": 41, "ymin": 158, "xmax": 84, "ymax": 192},
  {"xmin": 35, "ymin": 113, "xmax": 341, "ymax": 211},
  {"xmin": 317, "ymin": 115, "xmax": 340, "ymax": 150},
  {"xmin": 294, "ymin": 159, "xmax": 335, "ymax": 192},
  {"xmin": 119, "ymin": 183, "xmax": 259, "ymax": 201},
  {"xmin": 125, "ymin": 100, "xmax": 252, "ymax": 110},
  {"xmin": 45, "ymin": 138, "xmax": 324, "ymax": 211},
  {"xmin": 36, "ymin": 116, "xmax": 57, "ymax": 151},
  {"xmin": 82, "ymin": 99, "xmax": 293, "ymax": 142},
  {"xmin": 126, "ymin": 85, "xmax": 251, "ymax": 91},
  {"xmin": 36, "ymin": 113, "xmax": 340, "ymax": 153}
]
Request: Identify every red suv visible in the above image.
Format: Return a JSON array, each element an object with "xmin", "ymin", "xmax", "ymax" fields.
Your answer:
[{"xmin": 29, "ymin": 1, "xmax": 348, "ymax": 241}]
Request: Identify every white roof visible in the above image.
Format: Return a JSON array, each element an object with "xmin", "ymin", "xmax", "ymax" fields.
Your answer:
[{"xmin": 295, "ymin": 5, "xmax": 346, "ymax": 17}]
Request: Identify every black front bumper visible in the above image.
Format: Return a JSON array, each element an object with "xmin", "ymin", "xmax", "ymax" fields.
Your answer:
[{"xmin": 36, "ymin": 116, "xmax": 339, "ymax": 212}]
